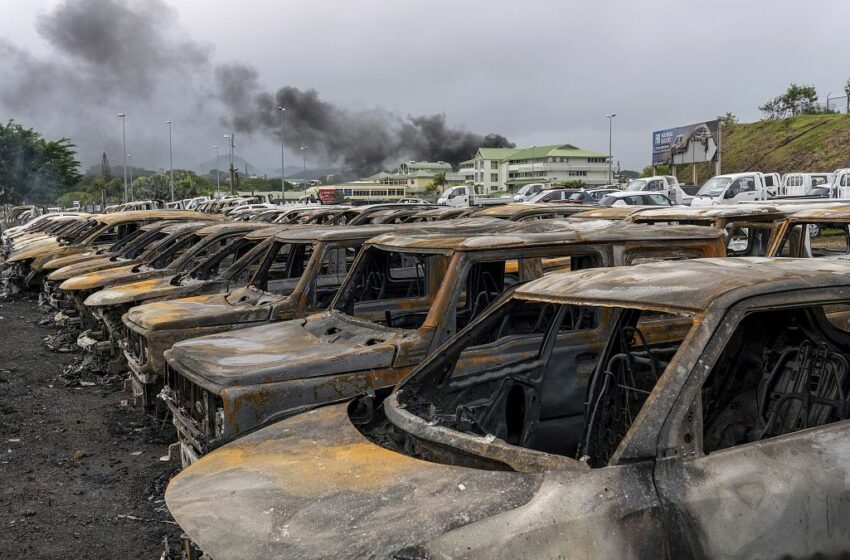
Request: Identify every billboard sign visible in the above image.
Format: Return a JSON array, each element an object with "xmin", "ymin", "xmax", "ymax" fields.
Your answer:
[{"xmin": 652, "ymin": 120, "xmax": 719, "ymax": 166}]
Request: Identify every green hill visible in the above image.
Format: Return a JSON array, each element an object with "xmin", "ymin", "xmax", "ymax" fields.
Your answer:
[{"xmin": 665, "ymin": 114, "xmax": 850, "ymax": 184}]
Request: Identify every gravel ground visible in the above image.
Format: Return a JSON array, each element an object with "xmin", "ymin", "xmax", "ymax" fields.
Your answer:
[{"xmin": 0, "ymin": 294, "xmax": 182, "ymax": 559}]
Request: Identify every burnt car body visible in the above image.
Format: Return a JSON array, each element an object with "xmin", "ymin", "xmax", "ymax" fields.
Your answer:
[
  {"xmin": 5, "ymin": 210, "xmax": 218, "ymax": 289},
  {"xmin": 124, "ymin": 224, "xmax": 400, "ymax": 408},
  {"xmin": 161, "ymin": 221, "xmax": 724, "ymax": 465},
  {"xmin": 124, "ymin": 220, "xmax": 508, "ymax": 410},
  {"xmin": 627, "ymin": 204, "xmax": 789, "ymax": 257},
  {"xmin": 768, "ymin": 204, "xmax": 850, "ymax": 258},
  {"xmin": 3, "ymin": 214, "xmax": 90, "ymax": 258},
  {"xmin": 567, "ymin": 206, "xmax": 653, "ymax": 222},
  {"xmin": 54, "ymin": 222, "xmax": 213, "ymax": 329},
  {"xmin": 469, "ymin": 203, "xmax": 588, "ymax": 221},
  {"xmin": 43, "ymin": 221, "xmax": 195, "ymax": 313},
  {"xmin": 403, "ymin": 207, "xmax": 472, "ymax": 222},
  {"xmin": 168, "ymin": 257, "xmax": 850, "ymax": 559},
  {"xmin": 62, "ymin": 223, "xmax": 274, "ymax": 348}
]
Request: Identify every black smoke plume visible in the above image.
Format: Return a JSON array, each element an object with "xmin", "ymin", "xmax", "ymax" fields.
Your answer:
[
  {"xmin": 215, "ymin": 63, "xmax": 514, "ymax": 173},
  {"xmin": 0, "ymin": 0, "xmax": 513, "ymax": 180}
]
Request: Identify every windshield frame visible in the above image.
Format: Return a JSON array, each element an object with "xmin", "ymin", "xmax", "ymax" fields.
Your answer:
[{"xmin": 696, "ymin": 176, "xmax": 733, "ymax": 197}]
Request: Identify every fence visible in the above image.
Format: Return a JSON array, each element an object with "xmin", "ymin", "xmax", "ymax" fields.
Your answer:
[{"xmin": 824, "ymin": 95, "xmax": 849, "ymax": 114}]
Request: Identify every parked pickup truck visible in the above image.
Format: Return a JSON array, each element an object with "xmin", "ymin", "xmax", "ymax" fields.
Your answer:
[
  {"xmin": 626, "ymin": 175, "xmax": 693, "ymax": 204},
  {"xmin": 690, "ymin": 172, "xmax": 777, "ymax": 206},
  {"xmin": 437, "ymin": 185, "xmax": 510, "ymax": 207},
  {"xmin": 160, "ymin": 220, "xmax": 725, "ymax": 465},
  {"xmin": 167, "ymin": 257, "xmax": 850, "ymax": 560}
]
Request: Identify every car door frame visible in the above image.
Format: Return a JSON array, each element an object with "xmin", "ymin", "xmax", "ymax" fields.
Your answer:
[{"xmin": 649, "ymin": 286, "xmax": 850, "ymax": 558}]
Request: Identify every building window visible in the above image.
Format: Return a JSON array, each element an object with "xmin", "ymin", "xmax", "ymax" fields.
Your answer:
[
  {"xmin": 588, "ymin": 157, "xmax": 607, "ymax": 163},
  {"xmin": 490, "ymin": 173, "xmax": 498, "ymax": 182},
  {"xmin": 569, "ymin": 171, "xmax": 588, "ymax": 177},
  {"xmin": 490, "ymin": 161, "xmax": 499, "ymax": 170}
]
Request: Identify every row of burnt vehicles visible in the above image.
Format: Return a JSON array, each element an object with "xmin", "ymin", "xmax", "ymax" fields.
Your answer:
[{"xmin": 5, "ymin": 201, "xmax": 850, "ymax": 558}]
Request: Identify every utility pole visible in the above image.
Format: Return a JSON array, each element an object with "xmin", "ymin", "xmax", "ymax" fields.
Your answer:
[
  {"xmin": 278, "ymin": 106, "xmax": 286, "ymax": 204},
  {"xmin": 117, "ymin": 113, "xmax": 127, "ymax": 203},
  {"xmin": 224, "ymin": 133, "xmax": 236, "ymax": 195},
  {"xmin": 166, "ymin": 120, "xmax": 174, "ymax": 201}
]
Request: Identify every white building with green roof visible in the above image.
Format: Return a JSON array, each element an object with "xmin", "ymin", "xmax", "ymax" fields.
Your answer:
[{"xmin": 470, "ymin": 144, "xmax": 611, "ymax": 194}]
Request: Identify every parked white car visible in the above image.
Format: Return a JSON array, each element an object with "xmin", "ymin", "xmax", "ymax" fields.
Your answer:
[
  {"xmin": 512, "ymin": 183, "xmax": 546, "ymax": 202},
  {"xmin": 626, "ymin": 176, "xmax": 693, "ymax": 205}
]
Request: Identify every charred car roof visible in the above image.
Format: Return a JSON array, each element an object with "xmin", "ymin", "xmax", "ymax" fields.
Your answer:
[
  {"xmin": 515, "ymin": 256, "xmax": 850, "ymax": 313},
  {"xmin": 471, "ymin": 203, "xmax": 587, "ymax": 218},
  {"xmin": 628, "ymin": 204, "xmax": 785, "ymax": 221},
  {"xmin": 367, "ymin": 221, "xmax": 723, "ymax": 252},
  {"xmin": 784, "ymin": 204, "xmax": 850, "ymax": 221},
  {"xmin": 193, "ymin": 222, "xmax": 275, "ymax": 236},
  {"xmin": 567, "ymin": 206, "xmax": 652, "ymax": 220}
]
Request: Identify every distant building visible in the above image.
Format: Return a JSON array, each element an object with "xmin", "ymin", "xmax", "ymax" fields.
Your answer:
[
  {"xmin": 469, "ymin": 144, "xmax": 611, "ymax": 194},
  {"xmin": 361, "ymin": 161, "xmax": 462, "ymax": 197}
]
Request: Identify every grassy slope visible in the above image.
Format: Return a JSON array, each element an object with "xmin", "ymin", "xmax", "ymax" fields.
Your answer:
[{"xmin": 671, "ymin": 114, "xmax": 850, "ymax": 184}]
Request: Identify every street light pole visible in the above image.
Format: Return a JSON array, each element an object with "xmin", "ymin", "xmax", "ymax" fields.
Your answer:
[
  {"xmin": 213, "ymin": 145, "xmax": 220, "ymax": 192},
  {"xmin": 117, "ymin": 113, "xmax": 127, "ymax": 203},
  {"xmin": 166, "ymin": 120, "xmax": 174, "ymax": 201},
  {"xmin": 278, "ymin": 106, "xmax": 286, "ymax": 205},
  {"xmin": 224, "ymin": 133, "xmax": 235, "ymax": 195},
  {"xmin": 126, "ymin": 155, "xmax": 133, "ymax": 200},
  {"xmin": 300, "ymin": 145, "xmax": 308, "ymax": 183},
  {"xmin": 605, "ymin": 113, "xmax": 616, "ymax": 184}
]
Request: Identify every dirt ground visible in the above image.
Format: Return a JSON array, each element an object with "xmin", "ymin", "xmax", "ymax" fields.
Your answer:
[{"xmin": 0, "ymin": 294, "xmax": 182, "ymax": 559}]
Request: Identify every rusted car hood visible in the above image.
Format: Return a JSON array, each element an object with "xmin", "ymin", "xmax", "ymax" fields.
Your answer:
[
  {"xmin": 48, "ymin": 256, "xmax": 131, "ymax": 281},
  {"xmin": 167, "ymin": 316, "xmax": 398, "ymax": 387},
  {"xmin": 126, "ymin": 291, "xmax": 272, "ymax": 332},
  {"xmin": 83, "ymin": 275, "xmax": 198, "ymax": 308},
  {"xmin": 58, "ymin": 264, "xmax": 167, "ymax": 292},
  {"xmin": 41, "ymin": 250, "xmax": 99, "ymax": 270},
  {"xmin": 6, "ymin": 240, "xmax": 61, "ymax": 263},
  {"xmin": 166, "ymin": 403, "xmax": 539, "ymax": 560}
]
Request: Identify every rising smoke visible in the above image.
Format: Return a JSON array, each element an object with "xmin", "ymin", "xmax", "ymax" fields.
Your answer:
[
  {"xmin": 0, "ymin": 0, "xmax": 513, "ymax": 178},
  {"xmin": 215, "ymin": 63, "xmax": 514, "ymax": 173}
]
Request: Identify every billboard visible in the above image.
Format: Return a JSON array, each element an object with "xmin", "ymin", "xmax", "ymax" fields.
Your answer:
[{"xmin": 652, "ymin": 120, "xmax": 719, "ymax": 166}]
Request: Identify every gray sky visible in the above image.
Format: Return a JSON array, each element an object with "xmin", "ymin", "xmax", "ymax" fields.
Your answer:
[{"xmin": 1, "ymin": 0, "xmax": 849, "ymax": 175}]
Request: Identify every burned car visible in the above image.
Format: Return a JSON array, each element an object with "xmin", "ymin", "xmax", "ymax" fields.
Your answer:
[
  {"xmin": 470, "ymin": 203, "xmax": 587, "ymax": 221},
  {"xmin": 5, "ymin": 210, "xmax": 217, "ymax": 289},
  {"xmin": 627, "ymin": 204, "xmax": 789, "ymax": 257},
  {"xmin": 124, "ymin": 224, "xmax": 399, "ymax": 409},
  {"xmin": 161, "ymin": 221, "xmax": 724, "ymax": 465},
  {"xmin": 124, "ymin": 220, "xmax": 507, "ymax": 409},
  {"xmin": 168, "ymin": 257, "xmax": 850, "ymax": 559},
  {"xmin": 43, "ymin": 220, "xmax": 195, "ymax": 312},
  {"xmin": 62, "ymin": 223, "xmax": 274, "ymax": 346},
  {"xmin": 768, "ymin": 204, "xmax": 850, "ymax": 258}
]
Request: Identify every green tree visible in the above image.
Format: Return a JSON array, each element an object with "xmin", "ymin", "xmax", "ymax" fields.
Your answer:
[
  {"xmin": 432, "ymin": 171, "xmax": 447, "ymax": 191},
  {"xmin": 0, "ymin": 120, "xmax": 82, "ymax": 204},
  {"xmin": 759, "ymin": 83, "xmax": 819, "ymax": 119},
  {"xmin": 56, "ymin": 190, "xmax": 97, "ymax": 208},
  {"xmin": 559, "ymin": 179, "xmax": 585, "ymax": 188},
  {"xmin": 640, "ymin": 165, "xmax": 669, "ymax": 177},
  {"xmin": 718, "ymin": 112, "xmax": 738, "ymax": 126}
]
